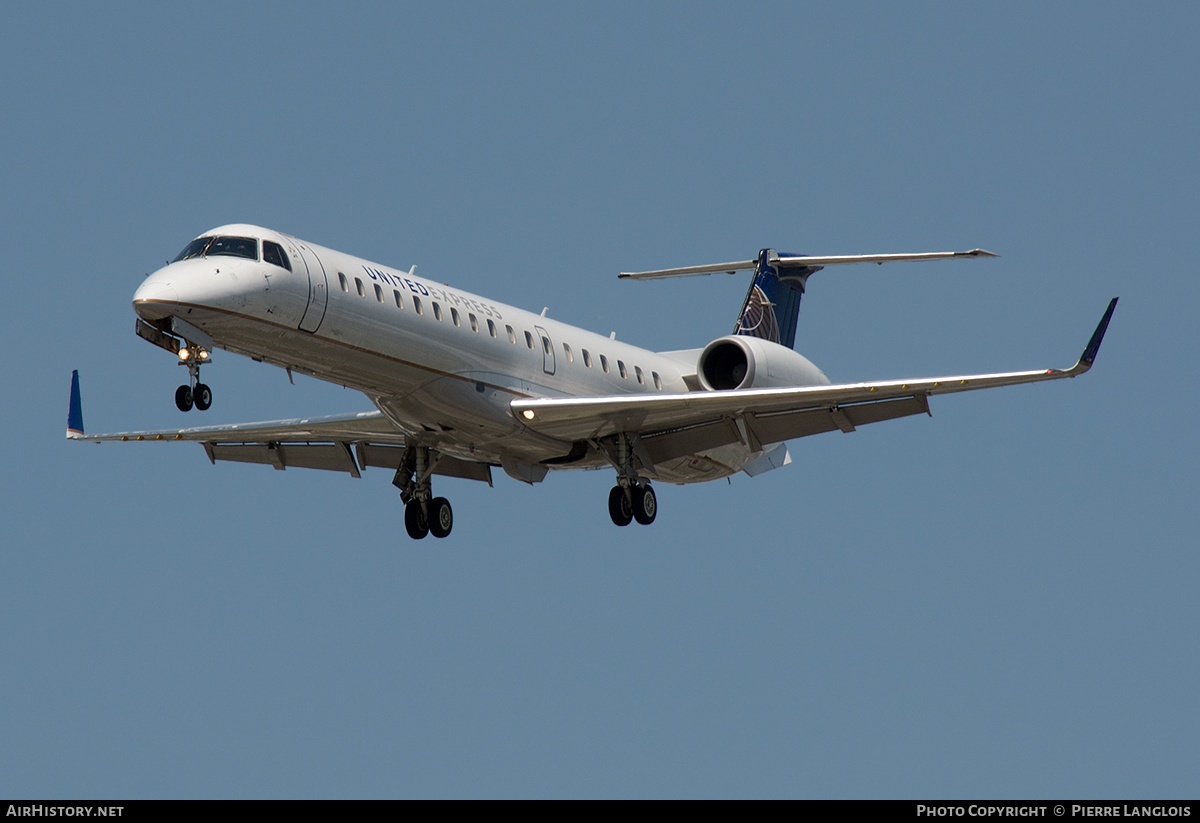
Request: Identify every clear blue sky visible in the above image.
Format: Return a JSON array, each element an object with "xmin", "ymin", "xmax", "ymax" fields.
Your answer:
[{"xmin": 2, "ymin": 2, "xmax": 1197, "ymax": 798}]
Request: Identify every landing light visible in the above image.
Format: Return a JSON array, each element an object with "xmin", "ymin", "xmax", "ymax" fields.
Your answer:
[
  {"xmin": 199, "ymin": 350, "xmax": 209, "ymax": 360},
  {"xmin": 178, "ymin": 348, "xmax": 190, "ymax": 361},
  {"xmin": 522, "ymin": 409, "xmax": 535, "ymax": 420}
]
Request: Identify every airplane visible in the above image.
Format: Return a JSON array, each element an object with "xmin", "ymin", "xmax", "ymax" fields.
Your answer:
[{"xmin": 66, "ymin": 224, "xmax": 1118, "ymax": 539}]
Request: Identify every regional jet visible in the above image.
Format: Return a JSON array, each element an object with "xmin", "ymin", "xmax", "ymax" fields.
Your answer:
[{"xmin": 67, "ymin": 225, "xmax": 1117, "ymax": 539}]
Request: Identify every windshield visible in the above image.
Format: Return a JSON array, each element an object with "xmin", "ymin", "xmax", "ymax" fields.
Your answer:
[{"xmin": 172, "ymin": 235, "xmax": 259, "ymax": 263}]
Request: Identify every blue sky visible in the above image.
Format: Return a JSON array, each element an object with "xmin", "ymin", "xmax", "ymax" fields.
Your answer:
[{"xmin": 2, "ymin": 2, "xmax": 1197, "ymax": 798}]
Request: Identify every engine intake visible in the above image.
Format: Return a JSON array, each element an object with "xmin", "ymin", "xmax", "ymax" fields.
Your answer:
[
  {"xmin": 697, "ymin": 335, "xmax": 830, "ymax": 391},
  {"xmin": 700, "ymin": 340, "xmax": 752, "ymax": 390}
]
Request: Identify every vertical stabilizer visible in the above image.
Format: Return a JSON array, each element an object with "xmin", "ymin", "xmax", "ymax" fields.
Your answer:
[{"xmin": 733, "ymin": 249, "xmax": 821, "ymax": 350}]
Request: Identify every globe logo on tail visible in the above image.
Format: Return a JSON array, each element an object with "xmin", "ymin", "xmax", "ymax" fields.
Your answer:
[{"xmin": 734, "ymin": 284, "xmax": 781, "ymax": 344}]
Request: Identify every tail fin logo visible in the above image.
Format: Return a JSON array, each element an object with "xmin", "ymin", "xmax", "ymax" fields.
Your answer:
[
  {"xmin": 733, "ymin": 284, "xmax": 781, "ymax": 344},
  {"xmin": 733, "ymin": 249, "xmax": 809, "ymax": 349}
]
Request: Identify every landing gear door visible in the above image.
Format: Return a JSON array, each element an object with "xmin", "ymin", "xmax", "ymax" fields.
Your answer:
[
  {"xmin": 535, "ymin": 325, "xmax": 556, "ymax": 375},
  {"xmin": 292, "ymin": 241, "xmax": 329, "ymax": 333}
]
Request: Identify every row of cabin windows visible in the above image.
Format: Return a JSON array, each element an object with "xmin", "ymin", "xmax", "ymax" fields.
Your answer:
[{"xmin": 335, "ymin": 271, "xmax": 662, "ymax": 391}]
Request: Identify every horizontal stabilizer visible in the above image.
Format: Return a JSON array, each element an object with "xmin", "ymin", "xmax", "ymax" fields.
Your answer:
[{"xmin": 619, "ymin": 249, "xmax": 997, "ymax": 280}]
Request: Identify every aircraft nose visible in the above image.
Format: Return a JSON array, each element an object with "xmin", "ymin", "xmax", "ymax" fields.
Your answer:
[{"xmin": 132, "ymin": 268, "xmax": 178, "ymax": 321}]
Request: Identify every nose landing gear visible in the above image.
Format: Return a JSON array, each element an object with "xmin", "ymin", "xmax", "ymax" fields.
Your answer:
[{"xmin": 175, "ymin": 345, "xmax": 212, "ymax": 412}]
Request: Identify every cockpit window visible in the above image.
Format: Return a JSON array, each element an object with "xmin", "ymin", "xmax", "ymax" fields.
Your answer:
[
  {"xmin": 262, "ymin": 240, "xmax": 291, "ymax": 270},
  {"xmin": 172, "ymin": 235, "xmax": 259, "ymax": 263}
]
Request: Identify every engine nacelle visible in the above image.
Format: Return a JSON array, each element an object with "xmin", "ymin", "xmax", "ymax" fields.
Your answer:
[{"xmin": 697, "ymin": 335, "xmax": 830, "ymax": 391}]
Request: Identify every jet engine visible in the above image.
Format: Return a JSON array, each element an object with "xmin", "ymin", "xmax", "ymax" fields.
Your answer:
[{"xmin": 697, "ymin": 335, "xmax": 830, "ymax": 391}]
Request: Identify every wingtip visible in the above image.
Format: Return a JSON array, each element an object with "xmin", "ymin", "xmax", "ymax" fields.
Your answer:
[
  {"xmin": 1079, "ymin": 297, "xmax": 1119, "ymax": 366},
  {"xmin": 67, "ymin": 370, "xmax": 85, "ymax": 437}
]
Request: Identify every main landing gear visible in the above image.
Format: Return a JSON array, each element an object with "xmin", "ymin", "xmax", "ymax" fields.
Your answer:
[
  {"xmin": 174, "ymin": 344, "xmax": 212, "ymax": 412},
  {"xmin": 394, "ymin": 445, "xmax": 453, "ymax": 540},
  {"xmin": 608, "ymin": 482, "xmax": 656, "ymax": 527},
  {"xmin": 404, "ymin": 496, "xmax": 453, "ymax": 540},
  {"xmin": 605, "ymin": 432, "xmax": 657, "ymax": 527}
]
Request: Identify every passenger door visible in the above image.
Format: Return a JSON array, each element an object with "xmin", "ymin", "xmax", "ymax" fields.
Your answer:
[{"xmin": 293, "ymin": 241, "xmax": 328, "ymax": 333}]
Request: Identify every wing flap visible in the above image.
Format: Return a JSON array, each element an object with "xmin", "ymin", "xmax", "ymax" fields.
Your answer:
[
  {"xmin": 354, "ymin": 443, "xmax": 493, "ymax": 483},
  {"xmin": 201, "ymin": 440, "xmax": 493, "ymax": 483},
  {"xmin": 639, "ymin": 396, "xmax": 931, "ymax": 464},
  {"xmin": 205, "ymin": 442, "xmax": 361, "ymax": 476}
]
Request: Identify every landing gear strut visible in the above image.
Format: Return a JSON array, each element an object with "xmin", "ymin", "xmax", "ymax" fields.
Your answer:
[
  {"xmin": 605, "ymin": 432, "xmax": 657, "ymax": 527},
  {"xmin": 394, "ymin": 445, "xmax": 454, "ymax": 540},
  {"xmin": 175, "ymin": 344, "xmax": 212, "ymax": 412}
]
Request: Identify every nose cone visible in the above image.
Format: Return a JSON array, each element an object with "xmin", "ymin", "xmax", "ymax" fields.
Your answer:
[{"xmin": 132, "ymin": 267, "xmax": 179, "ymax": 322}]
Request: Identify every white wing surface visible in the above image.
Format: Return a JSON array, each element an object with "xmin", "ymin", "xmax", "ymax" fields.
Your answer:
[
  {"xmin": 65, "ymin": 391, "xmax": 491, "ymax": 482},
  {"xmin": 512, "ymin": 299, "xmax": 1117, "ymax": 462}
]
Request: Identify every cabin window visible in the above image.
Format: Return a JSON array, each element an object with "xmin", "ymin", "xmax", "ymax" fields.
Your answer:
[
  {"xmin": 263, "ymin": 240, "xmax": 291, "ymax": 270},
  {"xmin": 618, "ymin": 360, "xmax": 627, "ymax": 379},
  {"xmin": 582, "ymin": 349, "xmax": 591, "ymax": 368},
  {"xmin": 563, "ymin": 343, "xmax": 573, "ymax": 363},
  {"xmin": 413, "ymin": 296, "xmax": 423, "ymax": 315},
  {"xmin": 469, "ymin": 313, "xmax": 478, "ymax": 332},
  {"xmin": 393, "ymin": 290, "xmax": 403, "ymax": 308},
  {"xmin": 355, "ymin": 278, "xmax": 365, "ymax": 297},
  {"xmin": 542, "ymin": 336, "xmax": 551, "ymax": 355},
  {"xmin": 432, "ymin": 303, "xmax": 442, "ymax": 321},
  {"xmin": 600, "ymin": 355, "xmax": 610, "ymax": 374},
  {"xmin": 338, "ymin": 273, "xmax": 348, "ymax": 292},
  {"xmin": 487, "ymin": 319, "xmax": 497, "ymax": 338},
  {"xmin": 653, "ymin": 372, "xmax": 662, "ymax": 390},
  {"xmin": 635, "ymin": 366, "xmax": 645, "ymax": 385},
  {"xmin": 506, "ymin": 325, "xmax": 516, "ymax": 344},
  {"xmin": 524, "ymin": 331, "xmax": 534, "ymax": 349},
  {"xmin": 374, "ymin": 284, "xmax": 384, "ymax": 302},
  {"xmin": 450, "ymin": 308, "xmax": 460, "ymax": 326}
]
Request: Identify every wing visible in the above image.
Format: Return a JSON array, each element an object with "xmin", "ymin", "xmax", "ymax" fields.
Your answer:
[
  {"xmin": 512, "ymin": 299, "xmax": 1117, "ymax": 464},
  {"xmin": 65, "ymin": 382, "xmax": 491, "ymax": 482}
]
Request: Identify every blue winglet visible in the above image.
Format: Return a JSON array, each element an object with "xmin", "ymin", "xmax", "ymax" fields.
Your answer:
[
  {"xmin": 1080, "ymin": 297, "xmax": 1119, "ymax": 365},
  {"xmin": 67, "ymin": 370, "xmax": 85, "ymax": 437}
]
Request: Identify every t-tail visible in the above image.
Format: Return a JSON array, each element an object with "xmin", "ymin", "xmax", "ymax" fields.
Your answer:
[
  {"xmin": 619, "ymin": 246, "xmax": 998, "ymax": 351},
  {"xmin": 732, "ymin": 249, "xmax": 818, "ymax": 350}
]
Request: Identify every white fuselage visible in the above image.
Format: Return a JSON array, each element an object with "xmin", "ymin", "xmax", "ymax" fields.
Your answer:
[{"xmin": 132, "ymin": 224, "xmax": 830, "ymax": 484}]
